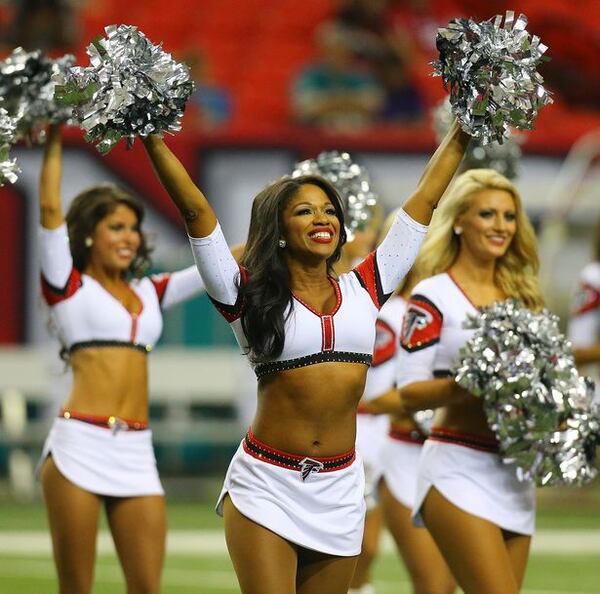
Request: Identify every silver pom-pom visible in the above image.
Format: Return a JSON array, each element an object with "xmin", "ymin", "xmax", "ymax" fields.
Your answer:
[
  {"xmin": 292, "ymin": 151, "xmax": 378, "ymax": 239},
  {"xmin": 0, "ymin": 48, "xmax": 75, "ymax": 142},
  {"xmin": 433, "ymin": 11, "xmax": 553, "ymax": 144},
  {"xmin": 0, "ymin": 107, "xmax": 20, "ymax": 185},
  {"xmin": 54, "ymin": 24, "xmax": 194, "ymax": 154},
  {"xmin": 432, "ymin": 98, "xmax": 523, "ymax": 179},
  {"xmin": 453, "ymin": 300, "xmax": 599, "ymax": 486}
]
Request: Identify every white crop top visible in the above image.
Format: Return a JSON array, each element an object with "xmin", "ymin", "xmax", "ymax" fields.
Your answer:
[
  {"xmin": 189, "ymin": 209, "xmax": 427, "ymax": 378},
  {"xmin": 396, "ymin": 272, "xmax": 477, "ymax": 388},
  {"xmin": 40, "ymin": 224, "xmax": 205, "ymax": 353},
  {"xmin": 362, "ymin": 295, "xmax": 407, "ymax": 401},
  {"xmin": 568, "ymin": 261, "xmax": 600, "ymax": 348}
]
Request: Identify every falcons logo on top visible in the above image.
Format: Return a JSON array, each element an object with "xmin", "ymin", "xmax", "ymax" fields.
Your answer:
[{"xmin": 400, "ymin": 295, "xmax": 443, "ymax": 352}]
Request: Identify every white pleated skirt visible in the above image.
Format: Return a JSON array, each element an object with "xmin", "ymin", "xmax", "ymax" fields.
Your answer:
[
  {"xmin": 413, "ymin": 440, "xmax": 536, "ymax": 535},
  {"xmin": 380, "ymin": 437, "xmax": 423, "ymax": 508},
  {"xmin": 216, "ymin": 440, "xmax": 366, "ymax": 556},
  {"xmin": 39, "ymin": 418, "xmax": 164, "ymax": 497},
  {"xmin": 355, "ymin": 413, "xmax": 389, "ymax": 509}
]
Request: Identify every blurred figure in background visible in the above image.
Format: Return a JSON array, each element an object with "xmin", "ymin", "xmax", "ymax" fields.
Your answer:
[
  {"xmin": 378, "ymin": 49, "xmax": 425, "ymax": 124},
  {"xmin": 292, "ymin": 22, "xmax": 384, "ymax": 131},
  {"xmin": 184, "ymin": 49, "xmax": 232, "ymax": 131},
  {"xmin": 1, "ymin": 0, "xmax": 80, "ymax": 52},
  {"xmin": 359, "ymin": 210, "xmax": 456, "ymax": 594},
  {"xmin": 568, "ymin": 215, "xmax": 600, "ymax": 401}
]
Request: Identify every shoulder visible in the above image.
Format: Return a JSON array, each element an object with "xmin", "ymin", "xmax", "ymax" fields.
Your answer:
[
  {"xmin": 579, "ymin": 262, "xmax": 600, "ymax": 289},
  {"xmin": 410, "ymin": 274, "xmax": 449, "ymax": 307}
]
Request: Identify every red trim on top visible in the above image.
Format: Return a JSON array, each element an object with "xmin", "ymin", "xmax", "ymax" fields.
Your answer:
[
  {"xmin": 321, "ymin": 315, "xmax": 334, "ymax": 351},
  {"xmin": 41, "ymin": 269, "xmax": 82, "ymax": 306},
  {"xmin": 292, "ymin": 277, "xmax": 342, "ymax": 317},
  {"xmin": 573, "ymin": 283, "xmax": 600, "ymax": 316},
  {"xmin": 150, "ymin": 273, "xmax": 171, "ymax": 303},
  {"xmin": 353, "ymin": 252, "xmax": 382, "ymax": 309},
  {"xmin": 446, "ymin": 270, "xmax": 479, "ymax": 310},
  {"xmin": 130, "ymin": 314, "xmax": 139, "ymax": 342}
]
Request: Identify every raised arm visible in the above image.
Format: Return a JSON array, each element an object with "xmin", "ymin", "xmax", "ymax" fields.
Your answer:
[
  {"xmin": 39, "ymin": 125, "xmax": 64, "ymax": 229},
  {"xmin": 142, "ymin": 135, "xmax": 217, "ymax": 238},
  {"xmin": 402, "ymin": 119, "xmax": 470, "ymax": 225}
]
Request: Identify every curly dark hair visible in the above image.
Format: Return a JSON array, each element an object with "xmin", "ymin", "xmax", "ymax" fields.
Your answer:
[
  {"xmin": 65, "ymin": 184, "xmax": 152, "ymax": 277},
  {"xmin": 239, "ymin": 175, "xmax": 346, "ymax": 364}
]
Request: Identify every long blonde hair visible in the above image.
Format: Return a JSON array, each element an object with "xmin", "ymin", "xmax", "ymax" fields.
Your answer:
[{"xmin": 408, "ymin": 169, "xmax": 544, "ymax": 310}]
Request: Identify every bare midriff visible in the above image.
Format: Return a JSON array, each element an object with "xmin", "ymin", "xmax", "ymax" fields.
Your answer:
[
  {"xmin": 253, "ymin": 361, "xmax": 369, "ymax": 457},
  {"xmin": 432, "ymin": 399, "xmax": 495, "ymax": 440},
  {"xmin": 62, "ymin": 347, "xmax": 149, "ymax": 421}
]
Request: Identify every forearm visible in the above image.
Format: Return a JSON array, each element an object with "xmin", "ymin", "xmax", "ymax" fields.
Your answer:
[
  {"xmin": 39, "ymin": 125, "xmax": 64, "ymax": 229},
  {"xmin": 573, "ymin": 345, "xmax": 600, "ymax": 366},
  {"xmin": 402, "ymin": 120, "xmax": 470, "ymax": 225},
  {"xmin": 400, "ymin": 377, "xmax": 470, "ymax": 412},
  {"xmin": 142, "ymin": 135, "xmax": 217, "ymax": 238},
  {"xmin": 359, "ymin": 388, "xmax": 404, "ymax": 415}
]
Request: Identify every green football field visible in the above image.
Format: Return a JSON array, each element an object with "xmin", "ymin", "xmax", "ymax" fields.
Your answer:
[{"xmin": 1, "ymin": 493, "xmax": 600, "ymax": 594}]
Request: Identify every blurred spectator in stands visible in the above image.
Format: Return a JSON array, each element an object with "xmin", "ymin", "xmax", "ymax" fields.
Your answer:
[
  {"xmin": 334, "ymin": 0, "xmax": 390, "ymax": 65},
  {"xmin": 184, "ymin": 49, "xmax": 232, "ymax": 131},
  {"xmin": 1, "ymin": 0, "xmax": 80, "ymax": 53},
  {"xmin": 292, "ymin": 23, "xmax": 384, "ymax": 130},
  {"xmin": 378, "ymin": 49, "xmax": 426, "ymax": 123}
]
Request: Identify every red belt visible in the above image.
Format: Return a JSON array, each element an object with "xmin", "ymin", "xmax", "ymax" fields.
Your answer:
[
  {"xmin": 428, "ymin": 427, "xmax": 499, "ymax": 453},
  {"xmin": 243, "ymin": 429, "xmax": 355, "ymax": 481},
  {"xmin": 389, "ymin": 425, "xmax": 426, "ymax": 445},
  {"xmin": 59, "ymin": 408, "xmax": 148, "ymax": 431}
]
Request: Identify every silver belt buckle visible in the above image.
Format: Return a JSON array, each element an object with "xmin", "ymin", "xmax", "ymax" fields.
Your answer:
[
  {"xmin": 299, "ymin": 457, "xmax": 324, "ymax": 481},
  {"xmin": 107, "ymin": 416, "xmax": 129, "ymax": 435}
]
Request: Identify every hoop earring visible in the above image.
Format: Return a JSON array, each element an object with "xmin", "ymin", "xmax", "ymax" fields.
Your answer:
[
  {"xmin": 278, "ymin": 239, "xmax": 286, "ymax": 248},
  {"xmin": 84, "ymin": 237, "xmax": 93, "ymax": 247},
  {"xmin": 453, "ymin": 226, "xmax": 463, "ymax": 236}
]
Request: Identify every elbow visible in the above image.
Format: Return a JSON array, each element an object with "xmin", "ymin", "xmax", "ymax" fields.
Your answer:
[{"xmin": 399, "ymin": 388, "xmax": 424, "ymax": 413}]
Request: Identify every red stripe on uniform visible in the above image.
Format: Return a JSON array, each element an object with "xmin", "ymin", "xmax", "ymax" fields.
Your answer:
[
  {"xmin": 322, "ymin": 315, "xmax": 334, "ymax": 351},
  {"xmin": 41, "ymin": 269, "xmax": 82, "ymax": 306},
  {"xmin": 150, "ymin": 273, "xmax": 171, "ymax": 303}
]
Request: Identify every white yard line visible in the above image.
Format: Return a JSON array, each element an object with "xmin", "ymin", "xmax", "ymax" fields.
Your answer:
[
  {"xmin": 3, "ymin": 529, "xmax": 600, "ymax": 556},
  {"xmin": 0, "ymin": 557, "xmax": 595, "ymax": 594}
]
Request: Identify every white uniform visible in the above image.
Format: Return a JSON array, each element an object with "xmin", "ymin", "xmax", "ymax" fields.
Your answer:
[
  {"xmin": 396, "ymin": 272, "xmax": 536, "ymax": 536},
  {"xmin": 358, "ymin": 296, "xmax": 401, "ymax": 508},
  {"xmin": 38, "ymin": 223, "xmax": 205, "ymax": 497},
  {"xmin": 189, "ymin": 209, "xmax": 428, "ymax": 555},
  {"xmin": 568, "ymin": 262, "xmax": 600, "ymax": 402}
]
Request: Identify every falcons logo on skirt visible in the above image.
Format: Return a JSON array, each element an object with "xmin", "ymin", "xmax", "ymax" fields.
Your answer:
[{"xmin": 300, "ymin": 457, "xmax": 324, "ymax": 481}]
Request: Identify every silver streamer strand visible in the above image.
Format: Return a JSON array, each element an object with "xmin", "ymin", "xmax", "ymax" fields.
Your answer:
[
  {"xmin": 54, "ymin": 24, "xmax": 194, "ymax": 154},
  {"xmin": 433, "ymin": 11, "xmax": 553, "ymax": 145},
  {"xmin": 0, "ymin": 107, "xmax": 19, "ymax": 185},
  {"xmin": 432, "ymin": 98, "xmax": 523, "ymax": 179},
  {"xmin": 0, "ymin": 48, "xmax": 75, "ymax": 143},
  {"xmin": 292, "ymin": 151, "xmax": 378, "ymax": 239},
  {"xmin": 453, "ymin": 300, "xmax": 600, "ymax": 487}
]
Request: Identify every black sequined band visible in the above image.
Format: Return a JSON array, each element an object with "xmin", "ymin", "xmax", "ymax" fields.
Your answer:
[
  {"xmin": 69, "ymin": 340, "xmax": 152, "ymax": 354},
  {"xmin": 254, "ymin": 351, "xmax": 372, "ymax": 379},
  {"xmin": 429, "ymin": 427, "xmax": 499, "ymax": 453},
  {"xmin": 243, "ymin": 431, "xmax": 355, "ymax": 473}
]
